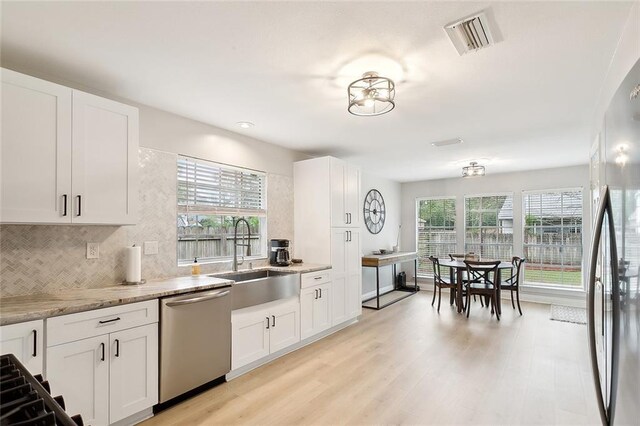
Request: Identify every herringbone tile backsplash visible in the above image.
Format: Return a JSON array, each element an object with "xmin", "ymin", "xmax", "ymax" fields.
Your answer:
[{"xmin": 0, "ymin": 148, "xmax": 293, "ymax": 297}]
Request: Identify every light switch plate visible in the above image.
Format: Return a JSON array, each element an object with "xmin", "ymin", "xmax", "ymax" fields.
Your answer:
[
  {"xmin": 86, "ymin": 242, "xmax": 99, "ymax": 259},
  {"xmin": 144, "ymin": 241, "xmax": 159, "ymax": 255}
]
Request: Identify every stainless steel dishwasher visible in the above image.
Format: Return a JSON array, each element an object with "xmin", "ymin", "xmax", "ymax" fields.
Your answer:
[{"xmin": 159, "ymin": 285, "xmax": 232, "ymax": 404}]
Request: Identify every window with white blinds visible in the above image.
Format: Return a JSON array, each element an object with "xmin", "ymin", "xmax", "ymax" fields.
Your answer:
[
  {"xmin": 177, "ymin": 156, "xmax": 266, "ymax": 215},
  {"xmin": 416, "ymin": 198, "xmax": 457, "ymax": 276},
  {"xmin": 523, "ymin": 189, "xmax": 583, "ymax": 287},
  {"xmin": 464, "ymin": 194, "xmax": 514, "ymax": 260},
  {"xmin": 177, "ymin": 156, "xmax": 267, "ymax": 264}
]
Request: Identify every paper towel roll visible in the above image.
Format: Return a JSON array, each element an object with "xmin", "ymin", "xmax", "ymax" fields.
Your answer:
[{"xmin": 126, "ymin": 246, "xmax": 142, "ymax": 283}]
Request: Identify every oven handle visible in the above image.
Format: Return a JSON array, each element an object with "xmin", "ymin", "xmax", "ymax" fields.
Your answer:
[{"xmin": 165, "ymin": 289, "xmax": 230, "ymax": 307}]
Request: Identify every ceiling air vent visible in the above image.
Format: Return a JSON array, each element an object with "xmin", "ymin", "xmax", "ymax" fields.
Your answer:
[{"xmin": 444, "ymin": 11, "xmax": 495, "ymax": 55}]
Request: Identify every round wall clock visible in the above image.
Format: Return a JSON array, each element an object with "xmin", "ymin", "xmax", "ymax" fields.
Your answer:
[{"xmin": 363, "ymin": 189, "xmax": 386, "ymax": 234}]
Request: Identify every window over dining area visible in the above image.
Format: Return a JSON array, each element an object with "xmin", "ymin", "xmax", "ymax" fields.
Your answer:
[
  {"xmin": 464, "ymin": 194, "xmax": 514, "ymax": 260},
  {"xmin": 416, "ymin": 198, "xmax": 456, "ymax": 276},
  {"xmin": 522, "ymin": 189, "xmax": 583, "ymax": 288},
  {"xmin": 177, "ymin": 156, "xmax": 267, "ymax": 264}
]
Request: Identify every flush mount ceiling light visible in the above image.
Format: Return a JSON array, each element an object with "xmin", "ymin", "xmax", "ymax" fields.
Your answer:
[
  {"xmin": 236, "ymin": 121, "xmax": 254, "ymax": 129},
  {"xmin": 462, "ymin": 161, "xmax": 486, "ymax": 178},
  {"xmin": 615, "ymin": 144, "xmax": 629, "ymax": 166},
  {"xmin": 348, "ymin": 72, "xmax": 395, "ymax": 116}
]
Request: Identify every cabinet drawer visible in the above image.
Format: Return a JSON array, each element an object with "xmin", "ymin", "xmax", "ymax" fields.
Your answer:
[
  {"xmin": 47, "ymin": 300, "xmax": 158, "ymax": 347},
  {"xmin": 301, "ymin": 270, "xmax": 332, "ymax": 288}
]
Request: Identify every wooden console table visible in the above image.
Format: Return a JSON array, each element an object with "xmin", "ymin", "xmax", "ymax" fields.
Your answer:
[{"xmin": 361, "ymin": 251, "xmax": 419, "ymax": 310}]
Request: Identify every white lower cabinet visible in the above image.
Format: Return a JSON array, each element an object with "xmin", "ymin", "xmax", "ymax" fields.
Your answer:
[
  {"xmin": 232, "ymin": 298, "xmax": 300, "ymax": 371},
  {"xmin": 109, "ymin": 324, "xmax": 158, "ymax": 423},
  {"xmin": 0, "ymin": 320, "xmax": 44, "ymax": 375},
  {"xmin": 300, "ymin": 283, "xmax": 331, "ymax": 340},
  {"xmin": 46, "ymin": 301, "xmax": 158, "ymax": 426},
  {"xmin": 47, "ymin": 335, "xmax": 110, "ymax": 426}
]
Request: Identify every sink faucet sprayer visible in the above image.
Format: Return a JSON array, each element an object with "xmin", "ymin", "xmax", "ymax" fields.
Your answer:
[{"xmin": 233, "ymin": 218, "xmax": 252, "ymax": 272}]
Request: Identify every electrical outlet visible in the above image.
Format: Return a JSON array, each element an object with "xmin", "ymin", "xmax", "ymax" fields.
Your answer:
[
  {"xmin": 87, "ymin": 242, "xmax": 99, "ymax": 259},
  {"xmin": 144, "ymin": 241, "xmax": 159, "ymax": 255}
]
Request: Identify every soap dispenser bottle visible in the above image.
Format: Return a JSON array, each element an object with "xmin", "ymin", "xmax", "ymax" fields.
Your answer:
[{"xmin": 191, "ymin": 257, "xmax": 201, "ymax": 276}]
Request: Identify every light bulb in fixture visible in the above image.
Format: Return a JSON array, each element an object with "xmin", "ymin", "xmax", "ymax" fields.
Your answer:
[{"xmin": 364, "ymin": 99, "xmax": 375, "ymax": 108}]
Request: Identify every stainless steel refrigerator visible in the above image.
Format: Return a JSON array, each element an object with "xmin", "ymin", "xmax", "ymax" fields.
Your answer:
[{"xmin": 588, "ymin": 59, "xmax": 639, "ymax": 425}]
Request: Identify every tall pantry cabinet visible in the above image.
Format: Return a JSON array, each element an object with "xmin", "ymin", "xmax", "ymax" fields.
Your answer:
[{"xmin": 294, "ymin": 157, "xmax": 362, "ymax": 327}]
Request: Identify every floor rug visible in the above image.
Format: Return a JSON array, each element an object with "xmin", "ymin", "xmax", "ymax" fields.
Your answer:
[{"xmin": 550, "ymin": 304, "xmax": 587, "ymax": 324}]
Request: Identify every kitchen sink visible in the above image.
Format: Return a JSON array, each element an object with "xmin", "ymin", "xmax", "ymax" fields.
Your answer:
[{"xmin": 210, "ymin": 270, "xmax": 300, "ymax": 310}]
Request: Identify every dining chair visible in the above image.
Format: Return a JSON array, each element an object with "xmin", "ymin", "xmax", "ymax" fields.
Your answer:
[
  {"xmin": 463, "ymin": 260, "xmax": 501, "ymax": 320},
  {"xmin": 429, "ymin": 256, "xmax": 457, "ymax": 313},
  {"xmin": 501, "ymin": 257, "xmax": 525, "ymax": 315},
  {"xmin": 450, "ymin": 253, "xmax": 482, "ymax": 304}
]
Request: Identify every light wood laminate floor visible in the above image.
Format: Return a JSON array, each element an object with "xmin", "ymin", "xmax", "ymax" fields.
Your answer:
[{"xmin": 144, "ymin": 292, "xmax": 599, "ymax": 425}]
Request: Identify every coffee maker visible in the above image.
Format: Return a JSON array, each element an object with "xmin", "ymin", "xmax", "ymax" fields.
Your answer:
[{"xmin": 269, "ymin": 239, "xmax": 291, "ymax": 266}]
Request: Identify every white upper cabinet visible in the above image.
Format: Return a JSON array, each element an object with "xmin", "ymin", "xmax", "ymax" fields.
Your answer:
[
  {"xmin": 1, "ymin": 69, "xmax": 72, "ymax": 223},
  {"xmin": 344, "ymin": 164, "xmax": 361, "ymax": 228},
  {"xmin": 72, "ymin": 91, "xmax": 138, "ymax": 225},
  {"xmin": 330, "ymin": 157, "xmax": 361, "ymax": 228},
  {"xmin": 0, "ymin": 68, "xmax": 138, "ymax": 225}
]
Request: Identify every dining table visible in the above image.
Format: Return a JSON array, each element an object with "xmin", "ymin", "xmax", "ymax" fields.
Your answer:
[{"xmin": 437, "ymin": 259, "xmax": 514, "ymax": 314}]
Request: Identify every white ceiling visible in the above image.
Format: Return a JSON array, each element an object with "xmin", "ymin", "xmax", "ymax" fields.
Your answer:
[{"xmin": 0, "ymin": 1, "xmax": 633, "ymax": 182}]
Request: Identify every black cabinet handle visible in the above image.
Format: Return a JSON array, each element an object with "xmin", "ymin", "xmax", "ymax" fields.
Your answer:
[
  {"xmin": 76, "ymin": 195, "xmax": 82, "ymax": 217},
  {"xmin": 319, "ymin": 288, "xmax": 322, "ymax": 298},
  {"xmin": 32, "ymin": 330, "xmax": 37, "ymax": 357},
  {"xmin": 98, "ymin": 317, "xmax": 121, "ymax": 324},
  {"xmin": 314, "ymin": 276, "xmax": 322, "ymax": 280},
  {"xmin": 272, "ymin": 315, "xmax": 276, "ymax": 327},
  {"xmin": 314, "ymin": 289, "xmax": 318, "ymax": 299},
  {"xmin": 266, "ymin": 317, "xmax": 270, "ymax": 329},
  {"xmin": 114, "ymin": 339, "xmax": 120, "ymax": 357},
  {"xmin": 62, "ymin": 194, "xmax": 68, "ymax": 217},
  {"xmin": 100, "ymin": 343, "xmax": 105, "ymax": 361}
]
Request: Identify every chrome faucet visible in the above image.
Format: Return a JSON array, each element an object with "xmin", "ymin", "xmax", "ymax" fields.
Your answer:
[{"xmin": 233, "ymin": 218, "xmax": 252, "ymax": 272}]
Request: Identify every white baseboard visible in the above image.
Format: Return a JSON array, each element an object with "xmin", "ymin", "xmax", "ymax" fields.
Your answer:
[
  {"xmin": 415, "ymin": 278, "xmax": 586, "ymax": 308},
  {"xmin": 113, "ymin": 407, "xmax": 154, "ymax": 426},
  {"xmin": 361, "ymin": 285, "xmax": 394, "ymax": 301},
  {"xmin": 226, "ymin": 317, "xmax": 359, "ymax": 380}
]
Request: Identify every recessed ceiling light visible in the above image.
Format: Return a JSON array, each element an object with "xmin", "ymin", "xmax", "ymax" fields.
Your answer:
[
  {"xmin": 236, "ymin": 121, "xmax": 254, "ymax": 129},
  {"xmin": 432, "ymin": 138, "xmax": 463, "ymax": 147}
]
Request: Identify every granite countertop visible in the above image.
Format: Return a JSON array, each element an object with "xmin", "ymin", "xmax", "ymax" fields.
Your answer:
[{"xmin": 0, "ymin": 263, "xmax": 331, "ymax": 326}]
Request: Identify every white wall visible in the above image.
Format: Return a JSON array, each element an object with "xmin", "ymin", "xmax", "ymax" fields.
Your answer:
[
  {"xmin": 360, "ymin": 172, "xmax": 402, "ymax": 297},
  {"xmin": 138, "ymin": 105, "xmax": 307, "ymax": 177},
  {"xmin": 400, "ymin": 165, "xmax": 591, "ymax": 303}
]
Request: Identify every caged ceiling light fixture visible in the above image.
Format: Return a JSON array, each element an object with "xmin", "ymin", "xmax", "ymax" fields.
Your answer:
[
  {"xmin": 347, "ymin": 71, "xmax": 395, "ymax": 116},
  {"xmin": 462, "ymin": 161, "xmax": 486, "ymax": 178}
]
